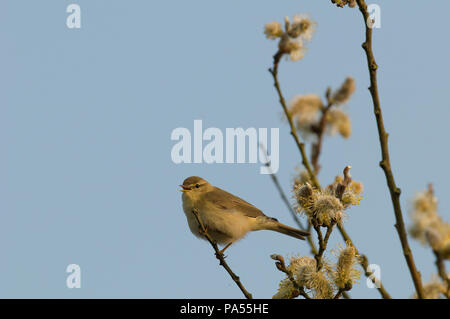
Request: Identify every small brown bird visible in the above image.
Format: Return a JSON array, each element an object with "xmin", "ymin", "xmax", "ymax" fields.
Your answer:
[{"xmin": 180, "ymin": 176, "xmax": 310, "ymax": 254}]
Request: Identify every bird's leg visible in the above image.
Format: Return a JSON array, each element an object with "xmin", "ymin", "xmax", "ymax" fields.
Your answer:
[
  {"xmin": 198, "ymin": 224, "xmax": 208, "ymax": 236},
  {"xmin": 216, "ymin": 242, "xmax": 233, "ymax": 259},
  {"xmin": 221, "ymin": 242, "xmax": 233, "ymax": 254},
  {"xmin": 193, "ymin": 209, "xmax": 209, "ymax": 237}
]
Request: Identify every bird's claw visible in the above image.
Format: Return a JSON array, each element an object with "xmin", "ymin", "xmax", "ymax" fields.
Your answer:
[{"xmin": 215, "ymin": 250, "xmax": 227, "ymax": 259}]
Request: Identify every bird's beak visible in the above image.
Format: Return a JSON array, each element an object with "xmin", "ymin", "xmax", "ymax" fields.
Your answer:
[{"xmin": 179, "ymin": 185, "xmax": 190, "ymax": 192}]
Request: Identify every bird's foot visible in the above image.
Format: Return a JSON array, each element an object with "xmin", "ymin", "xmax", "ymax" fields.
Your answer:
[
  {"xmin": 215, "ymin": 242, "xmax": 232, "ymax": 259},
  {"xmin": 215, "ymin": 250, "xmax": 227, "ymax": 259}
]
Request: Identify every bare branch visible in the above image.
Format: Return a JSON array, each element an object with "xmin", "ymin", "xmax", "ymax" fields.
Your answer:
[
  {"xmin": 314, "ymin": 224, "xmax": 334, "ymax": 271},
  {"xmin": 311, "ymin": 90, "xmax": 334, "ymax": 173},
  {"xmin": 433, "ymin": 250, "xmax": 450, "ymax": 298},
  {"xmin": 269, "ymin": 51, "xmax": 320, "ymax": 190},
  {"xmin": 355, "ymin": 0, "xmax": 424, "ymax": 298},
  {"xmin": 192, "ymin": 209, "xmax": 253, "ymax": 299}
]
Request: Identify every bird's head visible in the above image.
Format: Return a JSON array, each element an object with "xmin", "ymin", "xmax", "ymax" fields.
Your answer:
[{"xmin": 179, "ymin": 176, "xmax": 213, "ymax": 197}]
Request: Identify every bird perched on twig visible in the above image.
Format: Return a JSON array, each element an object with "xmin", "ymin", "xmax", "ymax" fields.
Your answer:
[{"xmin": 180, "ymin": 176, "xmax": 310, "ymax": 254}]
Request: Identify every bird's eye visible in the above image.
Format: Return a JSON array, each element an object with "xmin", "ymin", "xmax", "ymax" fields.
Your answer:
[{"xmin": 195, "ymin": 184, "xmax": 200, "ymax": 188}]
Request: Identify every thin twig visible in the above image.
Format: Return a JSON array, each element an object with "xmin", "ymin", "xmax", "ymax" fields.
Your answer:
[
  {"xmin": 337, "ymin": 223, "xmax": 392, "ymax": 299},
  {"xmin": 268, "ymin": 169, "xmax": 319, "ymax": 256},
  {"xmin": 272, "ymin": 254, "xmax": 311, "ymax": 299},
  {"xmin": 334, "ymin": 288, "xmax": 345, "ymax": 299},
  {"xmin": 269, "ymin": 51, "xmax": 320, "ymax": 189},
  {"xmin": 355, "ymin": 0, "xmax": 424, "ymax": 298},
  {"xmin": 259, "ymin": 144, "xmax": 319, "ymax": 255},
  {"xmin": 311, "ymin": 89, "xmax": 334, "ymax": 173},
  {"xmin": 314, "ymin": 224, "xmax": 334, "ymax": 271},
  {"xmin": 192, "ymin": 209, "xmax": 253, "ymax": 299},
  {"xmin": 433, "ymin": 250, "xmax": 450, "ymax": 298}
]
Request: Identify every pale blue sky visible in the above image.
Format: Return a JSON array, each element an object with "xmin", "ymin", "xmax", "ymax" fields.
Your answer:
[{"xmin": 1, "ymin": 0, "xmax": 449, "ymax": 298}]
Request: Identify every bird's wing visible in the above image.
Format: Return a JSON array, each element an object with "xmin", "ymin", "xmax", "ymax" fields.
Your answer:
[{"xmin": 204, "ymin": 187, "xmax": 268, "ymax": 219}]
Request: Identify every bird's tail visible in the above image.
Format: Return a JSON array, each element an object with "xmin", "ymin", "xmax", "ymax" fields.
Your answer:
[{"xmin": 258, "ymin": 218, "xmax": 310, "ymax": 240}]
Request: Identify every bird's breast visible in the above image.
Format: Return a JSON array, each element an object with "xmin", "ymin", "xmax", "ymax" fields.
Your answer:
[
  {"xmin": 181, "ymin": 194, "xmax": 203, "ymax": 238},
  {"xmin": 181, "ymin": 193, "xmax": 254, "ymax": 244}
]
